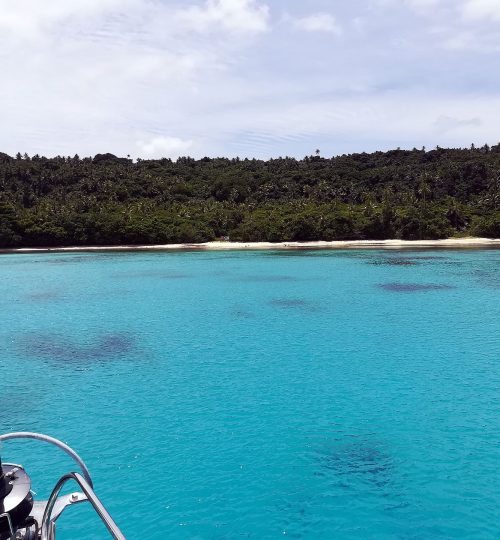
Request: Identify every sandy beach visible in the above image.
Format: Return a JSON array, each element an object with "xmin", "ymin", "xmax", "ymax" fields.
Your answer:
[{"xmin": 2, "ymin": 237, "xmax": 500, "ymax": 253}]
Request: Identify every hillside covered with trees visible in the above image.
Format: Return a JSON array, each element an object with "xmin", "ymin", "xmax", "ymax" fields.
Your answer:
[{"xmin": 0, "ymin": 145, "xmax": 500, "ymax": 247}]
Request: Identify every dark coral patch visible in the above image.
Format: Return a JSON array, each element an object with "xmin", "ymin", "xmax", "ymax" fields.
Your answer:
[
  {"xmin": 237, "ymin": 275, "xmax": 297, "ymax": 282},
  {"xmin": 26, "ymin": 291, "xmax": 61, "ymax": 301},
  {"xmin": 231, "ymin": 308, "xmax": 255, "ymax": 319},
  {"xmin": 315, "ymin": 440, "xmax": 393, "ymax": 488},
  {"xmin": 113, "ymin": 270, "xmax": 190, "ymax": 279},
  {"xmin": 21, "ymin": 332, "xmax": 135, "ymax": 363},
  {"xmin": 369, "ymin": 254, "xmax": 451, "ymax": 266},
  {"xmin": 265, "ymin": 250, "xmax": 341, "ymax": 258},
  {"xmin": 408, "ymin": 255, "xmax": 450, "ymax": 261},
  {"xmin": 369, "ymin": 258, "xmax": 419, "ymax": 266},
  {"xmin": 471, "ymin": 269, "xmax": 500, "ymax": 289},
  {"xmin": 46, "ymin": 254, "xmax": 123, "ymax": 265},
  {"xmin": 270, "ymin": 299, "xmax": 309, "ymax": 308},
  {"xmin": 377, "ymin": 283, "xmax": 456, "ymax": 292},
  {"xmin": 269, "ymin": 298, "xmax": 322, "ymax": 312}
]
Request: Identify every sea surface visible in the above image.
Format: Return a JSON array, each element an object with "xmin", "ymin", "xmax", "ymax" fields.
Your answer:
[{"xmin": 1, "ymin": 249, "xmax": 499, "ymax": 539}]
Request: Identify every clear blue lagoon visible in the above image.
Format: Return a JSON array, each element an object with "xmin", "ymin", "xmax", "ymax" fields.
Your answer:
[{"xmin": 1, "ymin": 249, "xmax": 499, "ymax": 538}]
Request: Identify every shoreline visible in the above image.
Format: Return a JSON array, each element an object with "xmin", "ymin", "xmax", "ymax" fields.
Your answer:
[{"xmin": 2, "ymin": 237, "xmax": 500, "ymax": 254}]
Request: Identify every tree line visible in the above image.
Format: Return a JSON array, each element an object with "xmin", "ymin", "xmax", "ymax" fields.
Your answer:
[{"xmin": 0, "ymin": 145, "xmax": 499, "ymax": 247}]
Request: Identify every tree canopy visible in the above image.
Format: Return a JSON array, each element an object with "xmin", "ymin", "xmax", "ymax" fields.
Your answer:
[{"xmin": 0, "ymin": 145, "xmax": 499, "ymax": 247}]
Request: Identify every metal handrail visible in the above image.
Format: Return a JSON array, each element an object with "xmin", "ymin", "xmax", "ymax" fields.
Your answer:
[
  {"xmin": 0, "ymin": 512, "xmax": 14, "ymax": 539},
  {"xmin": 0, "ymin": 432, "xmax": 93, "ymax": 487},
  {"xmin": 41, "ymin": 472, "xmax": 125, "ymax": 540}
]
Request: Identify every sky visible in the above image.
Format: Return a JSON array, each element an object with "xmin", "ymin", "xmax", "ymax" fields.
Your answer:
[{"xmin": 1, "ymin": 0, "xmax": 500, "ymax": 159}]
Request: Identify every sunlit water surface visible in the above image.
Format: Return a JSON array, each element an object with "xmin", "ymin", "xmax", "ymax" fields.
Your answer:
[{"xmin": 1, "ymin": 249, "xmax": 499, "ymax": 539}]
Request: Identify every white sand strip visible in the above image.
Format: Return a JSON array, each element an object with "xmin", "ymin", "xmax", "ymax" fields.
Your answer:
[{"xmin": 2, "ymin": 237, "xmax": 500, "ymax": 253}]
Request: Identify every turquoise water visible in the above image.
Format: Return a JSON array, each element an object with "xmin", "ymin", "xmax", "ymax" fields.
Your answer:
[{"xmin": 1, "ymin": 249, "xmax": 499, "ymax": 539}]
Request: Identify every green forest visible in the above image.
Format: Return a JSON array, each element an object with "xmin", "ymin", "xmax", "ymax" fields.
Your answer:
[{"xmin": 0, "ymin": 145, "xmax": 500, "ymax": 248}]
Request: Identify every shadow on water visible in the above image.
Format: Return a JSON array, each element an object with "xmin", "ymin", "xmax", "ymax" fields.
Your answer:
[
  {"xmin": 377, "ymin": 283, "xmax": 456, "ymax": 293},
  {"xmin": 19, "ymin": 332, "xmax": 136, "ymax": 364}
]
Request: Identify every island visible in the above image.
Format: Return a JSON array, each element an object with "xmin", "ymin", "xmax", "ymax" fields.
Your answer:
[{"xmin": 0, "ymin": 146, "xmax": 499, "ymax": 248}]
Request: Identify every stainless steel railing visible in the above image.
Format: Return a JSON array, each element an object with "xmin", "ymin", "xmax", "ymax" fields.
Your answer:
[
  {"xmin": 41, "ymin": 472, "xmax": 125, "ymax": 540},
  {"xmin": 0, "ymin": 432, "xmax": 93, "ymax": 486},
  {"xmin": 0, "ymin": 432, "xmax": 126, "ymax": 539}
]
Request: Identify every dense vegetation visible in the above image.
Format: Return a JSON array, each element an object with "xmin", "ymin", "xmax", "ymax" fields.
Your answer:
[{"xmin": 0, "ymin": 145, "xmax": 500, "ymax": 247}]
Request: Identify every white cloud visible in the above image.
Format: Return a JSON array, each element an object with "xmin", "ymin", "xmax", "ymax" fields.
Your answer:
[
  {"xmin": 439, "ymin": 30, "xmax": 500, "ymax": 51},
  {"xmin": 461, "ymin": 0, "xmax": 500, "ymax": 21},
  {"xmin": 0, "ymin": 0, "xmax": 133, "ymax": 39},
  {"xmin": 177, "ymin": 0, "xmax": 270, "ymax": 34},
  {"xmin": 293, "ymin": 13, "xmax": 341, "ymax": 34},
  {"xmin": 137, "ymin": 136, "xmax": 194, "ymax": 159},
  {"xmin": 402, "ymin": 0, "xmax": 500, "ymax": 24},
  {"xmin": 377, "ymin": 0, "xmax": 444, "ymax": 12},
  {"xmin": 434, "ymin": 115, "xmax": 482, "ymax": 133},
  {"xmin": 0, "ymin": 0, "xmax": 267, "ymax": 158},
  {"xmin": 0, "ymin": 0, "xmax": 499, "ymax": 160},
  {"xmin": 406, "ymin": 0, "xmax": 443, "ymax": 9},
  {"xmin": 254, "ymin": 94, "xmax": 491, "ymax": 152}
]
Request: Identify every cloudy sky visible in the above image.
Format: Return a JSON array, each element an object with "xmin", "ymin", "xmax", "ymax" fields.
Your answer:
[{"xmin": 0, "ymin": 0, "xmax": 499, "ymax": 159}]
